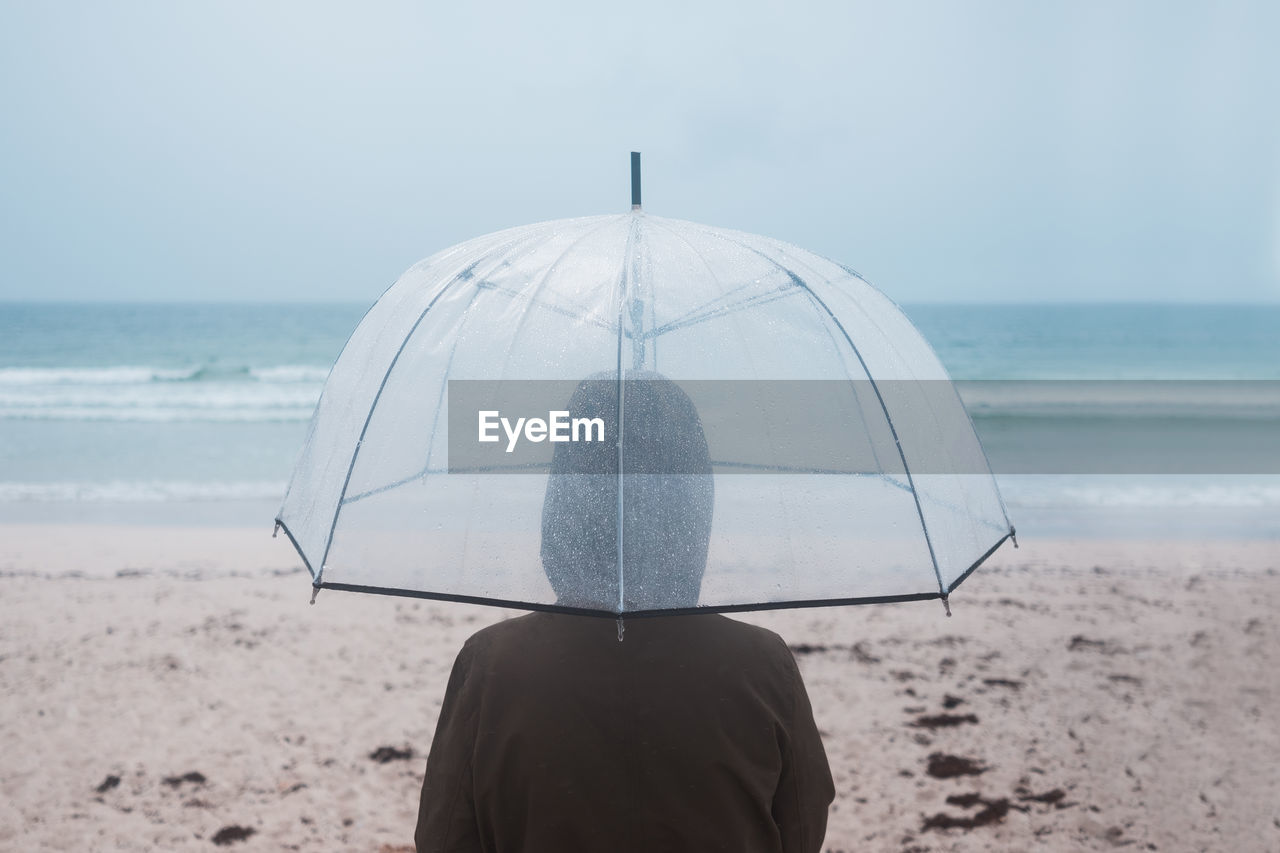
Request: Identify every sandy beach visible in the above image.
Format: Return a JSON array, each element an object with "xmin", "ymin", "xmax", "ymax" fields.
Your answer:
[{"xmin": 1, "ymin": 524, "xmax": 1277, "ymax": 852}]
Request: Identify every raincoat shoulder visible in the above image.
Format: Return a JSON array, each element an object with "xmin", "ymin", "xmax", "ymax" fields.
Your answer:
[{"xmin": 415, "ymin": 612, "xmax": 834, "ymax": 853}]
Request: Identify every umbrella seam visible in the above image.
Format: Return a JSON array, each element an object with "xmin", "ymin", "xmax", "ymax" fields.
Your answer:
[
  {"xmin": 341, "ymin": 220, "xmax": 620, "ymax": 507},
  {"xmin": 273, "ymin": 231, "xmax": 507, "ymax": 525},
  {"xmin": 946, "ymin": 531, "xmax": 1015, "ymax": 596},
  {"xmin": 271, "ymin": 517, "xmax": 316, "ymax": 582},
  {"xmin": 613, "ymin": 215, "xmax": 642, "ymax": 613},
  {"xmin": 765, "ymin": 245, "xmax": 1017, "ymax": 551},
  {"xmin": 316, "ymin": 227, "xmax": 556, "ymax": 579},
  {"xmin": 645, "ymin": 216, "xmax": 805, "ymax": 589},
  {"xmin": 679, "ymin": 225, "xmax": 949, "ymax": 600}
]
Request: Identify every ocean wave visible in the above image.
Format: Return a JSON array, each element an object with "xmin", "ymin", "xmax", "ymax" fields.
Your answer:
[
  {"xmin": 0, "ymin": 385, "xmax": 320, "ymax": 422},
  {"xmin": 0, "ymin": 407, "xmax": 315, "ymax": 423},
  {"xmin": 0, "ymin": 367, "xmax": 326, "ymax": 422},
  {"xmin": 957, "ymin": 380, "xmax": 1280, "ymax": 420},
  {"xmin": 0, "ymin": 364, "xmax": 330, "ymax": 386},
  {"xmin": 248, "ymin": 365, "xmax": 331, "ymax": 383},
  {"xmin": 0, "ymin": 480, "xmax": 287, "ymax": 503},
  {"xmin": 0, "ymin": 366, "xmax": 201, "ymax": 385},
  {"xmin": 999, "ymin": 477, "xmax": 1280, "ymax": 508}
]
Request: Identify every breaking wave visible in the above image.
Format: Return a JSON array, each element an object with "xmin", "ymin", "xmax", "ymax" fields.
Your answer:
[
  {"xmin": 0, "ymin": 364, "xmax": 328, "ymax": 422},
  {"xmin": 0, "ymin": 480, "xmax": 287, "ymax": 503}
]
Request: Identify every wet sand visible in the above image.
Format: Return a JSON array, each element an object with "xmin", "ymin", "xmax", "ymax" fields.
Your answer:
[{"xmin": 0, "ymin": 525, "xmax": 1277, "ymax": 851}]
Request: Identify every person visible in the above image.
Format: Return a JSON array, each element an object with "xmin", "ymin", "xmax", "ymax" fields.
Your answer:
[{"xmin": 415, "ymin": 375, "xmax": 834, "ymax": 852}]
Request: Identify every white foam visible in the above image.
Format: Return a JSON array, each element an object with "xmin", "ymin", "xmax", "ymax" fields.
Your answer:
[
  {"xmin": 249, "ymin": 365, "xmax": 331, "ymax": 383},
  {"xmin": 958, "ymin": 380, "xmax": 1280, "ymax": 420},
  {"xmin": 0, "ymin": 366, "xmax": 201, "ymax": 385},
  {"xmin": 0, "ymin": 480, "xmax": 287, "ymax": 503},
  {"xmin": 999, "ymin": 476, "xmax": 1280, "ymax": 508},
  {"xmin": 0, "ymin": 364, "xmax": 330, "ymax": 385},
  {"xmin": 0, "ymin": 374, "xmax": 323, "ymax": 422},
  {"xmin": 0, "ymin": 407, "xmax": 315, "ymax": 423}
]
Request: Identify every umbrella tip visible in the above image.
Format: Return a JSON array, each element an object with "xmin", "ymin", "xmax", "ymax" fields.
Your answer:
[{"xmin": 630, "ymin": 152, "xmax": 641, "ymax": 211}]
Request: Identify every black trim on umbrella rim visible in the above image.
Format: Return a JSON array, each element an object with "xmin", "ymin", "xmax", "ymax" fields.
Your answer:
[
  {"xmin": 301, "ymin": 529, "xmax": 1016, "ymax": 619},
  {"xmin": 273, "ymin": 517, "xmax": 316, "ymax": 582},
  {"xmin": 946, "ymin": 528, "xmax": 1015, "ymax": 596}
]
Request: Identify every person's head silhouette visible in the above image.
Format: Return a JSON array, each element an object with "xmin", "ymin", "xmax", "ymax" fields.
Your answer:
[{"xmin": 540, "ymin": 373, "xmax": 713, "ymax": 612}]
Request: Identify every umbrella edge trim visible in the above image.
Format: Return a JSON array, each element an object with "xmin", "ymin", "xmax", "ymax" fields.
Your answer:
[
  {"xmin": 945, "ymin": 529, "xmax": 1016, "ymax": 598},
  {"xmin": 315, "ymin": 585, "xmax": 937, "ymax": 619},
  {"xmin": 274, "ymin": 517, "xmax": 317, "ymax": 583}
]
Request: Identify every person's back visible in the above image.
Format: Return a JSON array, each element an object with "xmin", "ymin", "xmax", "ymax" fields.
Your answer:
[
  {"xmin": 415, "ymin": 611, "xmax": 833, "ymax": 853},
  {"xmin": 416, "ymin": 374, "xmax": 834, "ymax": 851}
]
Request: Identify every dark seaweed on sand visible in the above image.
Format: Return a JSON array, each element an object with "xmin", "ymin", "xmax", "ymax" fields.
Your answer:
[
  {"xmin": 923, "ymin": 795, "xmax": 1014, "ymax": 831},
  {"xmin": 926, "ymin": 753, "xmax": 988, "ymax": 779},
  {"xmin": 909, "ymin": 713, "xmax": 979, "ymax": 730},
  {"xmin": 163, "ymin": 771, "xmax": 207, "ymax": 787},
  {"xmin": 211, "ymin": 825, "xmax": 256, "ymax": 845},
  {"xmin": 369, "ymin": 745, "xmax": 415, "ymax": 763}
]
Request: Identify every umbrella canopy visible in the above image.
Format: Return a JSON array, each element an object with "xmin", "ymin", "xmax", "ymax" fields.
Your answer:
[{"xmin": 276, "ymin": 174, "xmax": 1014, "ymax": 616}]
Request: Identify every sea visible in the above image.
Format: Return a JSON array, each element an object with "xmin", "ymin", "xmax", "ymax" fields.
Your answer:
[{"xmin": 1, "ymin": 302, "xmax": 1278, "ymax": 539}]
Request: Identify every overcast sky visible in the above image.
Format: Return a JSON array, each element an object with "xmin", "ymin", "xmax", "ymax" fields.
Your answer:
[{"xmin": 1, "ymin": 1, "xmax": 1277, "ymax": 303}]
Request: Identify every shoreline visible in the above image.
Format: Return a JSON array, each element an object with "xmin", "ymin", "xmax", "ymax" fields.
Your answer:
[
  {"xmin": 2, "ymin": 520, "xmax": 1276, "ymax": 581},
  {"xmin": 4, "ymin": 494, "xmax": 1279, "ymax": 544},
  {"xmin": 1, "ymin": 527, "xmax": 1277, "ymax": 850}
]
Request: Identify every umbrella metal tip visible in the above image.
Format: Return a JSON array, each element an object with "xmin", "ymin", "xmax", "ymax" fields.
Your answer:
[{"xmin": 630, "ymin": 152, "xmax": 641, "ymax": 210}]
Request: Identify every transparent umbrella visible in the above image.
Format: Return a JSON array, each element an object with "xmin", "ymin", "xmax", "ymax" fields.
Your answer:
[{"xmin": 275, "ymin": 154, "xmax": 1014, "ymax": 618}]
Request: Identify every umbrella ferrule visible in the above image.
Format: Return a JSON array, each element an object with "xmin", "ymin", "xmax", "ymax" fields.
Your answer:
[
  {"xmin": 941, "ymin": 595, "xmax": 952, "ymax": 617},
  {"xmin": 630, "ymin": 151, "xmax": 641, "ymax": 210},
  {"xmin": 616, "ymin": 616, "xmax": 625, "ymax": 642},
  {"xmin": 310, "ymin": 584, "xmax": 320, "ymax": 605}
]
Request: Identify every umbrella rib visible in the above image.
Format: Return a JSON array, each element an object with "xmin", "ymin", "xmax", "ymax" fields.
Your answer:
[
  {"xmin": 771, "ymin": 249, "xmax": 1015, "ymax": 539},
  {"xmin": 649, "ymin": 221, "xmax": 889, "ymax": 478},
  {"xmin": 350, "ymin": 462, "xmax": 913, "ymax": 481},
  {"xmin": 274, "ymin": 232, "xmax": 511, "ymax": 539},
  {"xmin": 645, "ymin": 216, "xmax": 805, "ymax": 586},
  {"xmin": 493, "ymin": 217, "xmax": 627, "ymax": 375},
  {"xmin": 346, "ymin": 459, "xmax": 1003, "ymax": 533},
  {"xmin": 473, "ymin": 281, "xmax": 617, "ymax": 332},
  {"xmin": 316, "ymin": 227, "xmax": 555, "ymax": 579},
  {"xmin": 640, "ymin": 218, "xmax": 807, "ymax": 336},
  {"xmin": 347, "ymin": 462, "xmax": 911, "ymax": 478},
  {"xmin": 341, "ymin": 219, "xmax": 624, "ymax": 507},
  {"xmin": 277, "ymin": 226, "xmax": 529, "ymax": 575},
  {"xmin": 682, "ymin": 225, "xmax": 949, "ymax": 600},
  {"xmin": 647, "ymin": 285, "xmax": 800, "ymax": 338},
  {"xmin": 654, "ymin": 220, "xmax": 895, "ymax": 529},
  {"xmin": 613, "ymin": 216, "xmax": 641, "ymax": 614}
]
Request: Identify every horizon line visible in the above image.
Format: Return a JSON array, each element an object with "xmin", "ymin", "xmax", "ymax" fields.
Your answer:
[{"xmin": 3, "ymin": 297, "xmax": 1279, "ymax": 307}]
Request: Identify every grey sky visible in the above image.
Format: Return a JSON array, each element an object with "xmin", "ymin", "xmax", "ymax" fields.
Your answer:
[{"xmin": 1, "ymin": 1, "xmax": 1277, "ymax": 303}]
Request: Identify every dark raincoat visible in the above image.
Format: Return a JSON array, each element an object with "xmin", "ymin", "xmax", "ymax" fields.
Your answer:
[{"xmin": 415, "ymin": 376, "xmax": 834, "ymax": 851}]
